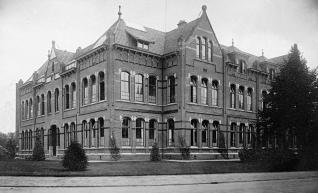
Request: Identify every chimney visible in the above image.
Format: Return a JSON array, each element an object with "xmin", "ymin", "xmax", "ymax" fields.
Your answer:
[
  {"xmin": 52, "ymin": 40, "xmax": 55, "ymax": 48},
  {"xmin": 76, "ymin": 46, "xmax": 82, "ymax": 53},
  {"xmin": 177, "ymin": 20, "xmax": 187, "ymax": 28}
]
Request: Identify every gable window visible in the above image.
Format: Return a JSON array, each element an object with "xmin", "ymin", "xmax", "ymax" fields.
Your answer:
[
  {"xmin": 238, "ymin": 86, "xmax": 244, "ymax": 109},
  {"xmin": 201, "ymin": 78, "xmax": 208, "ymax": 105},
  {"xmin": 208, "ymin": 41, "xmax": 213, "ymax": 61},
  {"xmin": 137, "ymin": 41, "xmax": 149, "ymax": 50},
  {"xmin": 54, "ymin": 88, "xmax": 59, "ymax": 112},
  {"xmin": 135, "ymin": 74, "xmax": 144, "ymax": 102},
  {"xmin": 21, "ymin": 101, "xmax": 24, "ymax": 120},
  {"xmin": 196, "ymin": 37, "xmax": 201, "ymax": 58},
  {"xmin": 247, "ymin": 88, "xmax": 252, "ymax": 111},
  {"xmin": 202, "ymin": 37, "xmax": 207, "ymax": 60},
  {"xmin": 212, "ymin": 80, "xmax": 219, "ymax": 106},
  {"xmin": 90, "ymin": 75, "xmax": 97, "ymax": 103},
  {"xmin": 269, "ymin": 69, "xmax": 275, "ymax": 80},
  {"xmin": 83, "ymin": 78, "xmax": 88, "ymax": 105},
  {"xmin": 29, "ymin": 99, "xmax": 33, "ymax": 118},
  {"xmin": 190, "ymin": 76, "xmax": 197, "ymax": 103},
  {"xmin": 148, "ymin": 76, "xmax": 156, "ymax": 103},
  {"xmin": 239, "ymin": 60, "xmax": 246, "ymax": 73},
  {"xmin": 230, "ymin": 84, "xmax": 236, "ymax": 108},
  {"xmin": 37, "ymin": 96, "xmax": 40, "ymax": 116},
  {"xmin": 121, "ymin": 71, "xmax": 130, "ymax": 100},
  {"xmin": 47, "ymin": 91, "xmax": 52, "ymax": 114},
  {"xmin": 168, "ymin": 76, "xmax": 176, "ymax": 103},
  {"xmin": 41, "ymin": 94, "xmax": 45, "ymax": 115},
  {"xmin": 99, "ymin": 71, "xmax": 105, "ymax": 101},
  {"xmin": 71, "ymin": 83, "xmax": 76, "ymax": 108},
  {"xmin": 65, "ymin": 85, "xmax": 70, "ymax": 109}
]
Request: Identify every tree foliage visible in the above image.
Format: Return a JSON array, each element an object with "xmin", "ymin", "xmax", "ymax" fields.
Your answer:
[
  {"xmin": 62, "ymin": 141, "xmax": 88, "ymax": 171},
  {"xmin": 109, "ymin": 133, "xmax": 121, "ymax": 161},
  {"xmin": 32, "ymin": 134, "xmax": 45, "ymax": 161},
  {"xmin": 150, "ymin": 142, "xmax": 161, "ymax": 161}
]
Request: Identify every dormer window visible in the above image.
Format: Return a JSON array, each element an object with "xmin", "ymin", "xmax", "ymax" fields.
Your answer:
[
  {"xmin": 137, "ymin": 40, "xmax": 149, "ymax": 50},
  {"xmin": 269, "ymin": 69, "xmax": 275, "ymax": 80}
]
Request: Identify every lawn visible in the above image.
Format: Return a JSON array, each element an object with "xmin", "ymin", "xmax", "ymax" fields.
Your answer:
[{"xmin": 0, "ymin": 159, "xmax": 276, "ymax": 176}]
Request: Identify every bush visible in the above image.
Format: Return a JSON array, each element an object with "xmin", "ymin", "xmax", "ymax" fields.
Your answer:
[
  {"xmin": 6, "ymin": 137, "xmax": 17, "ymax": 159},
  {"xmin": 238, "ymin": 148, "xmax": 257, "ymax": 162},
  {"xmin": 109, "ymin": 134, "xmax": 121, "ymax": 161},
  {"xmin": 32, "ymin": 134, "xmax": 45, "ymax": 161},
  {"xmin": 178, "ymin": 135, "xmax": 190, "ymax": 160},
  {"xmin": 62, "ymin": 141, "xmax": 88, "ymax": 171},
  {"xmin": 150, "ymin": 142, "xmax": 161, "ymax": 161},
  {"xmin": 0, "ymin": 146, "xmax": 9, "ymax": 161}
]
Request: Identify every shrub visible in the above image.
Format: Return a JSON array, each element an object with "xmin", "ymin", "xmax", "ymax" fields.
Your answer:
[
  {"xmin": 0, "ymin": 146, "xmax": 9, "ymax": 161},
  {"xmin": 6, "ymin": 137, "xmax": 17, "ymax": 159},
  {"xmin": 150, "ymin": 142, "xmax": 161, "ymax": 161},
  {"xmin": 62, "ymin": 141, "xmax": 88, "ymax": 171},
  {"xmin": 178, "ymin": 135, "xmax": 190, "ymax": 160},
  {"xmin": 109, "ymin": 134, "xmax": 121, "ymax": 161},
  {"xmin": 32, "ymin": 134, "xmax": 45, "ymax": 161},
  {"xmin": 238, "ymin": 148, "xmax": 257, "ymax": 162}
]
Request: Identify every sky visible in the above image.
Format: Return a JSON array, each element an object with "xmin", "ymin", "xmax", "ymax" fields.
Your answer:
[{"xmin": 0, "ymin": 0, "xmax": 317, "ymax": 133}]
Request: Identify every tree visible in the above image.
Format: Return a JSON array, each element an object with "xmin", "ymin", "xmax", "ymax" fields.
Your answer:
[
  {"xmin": 259, "ymin": 44, "xmax": 318, "ymax": 151},
  {"xmin": 32, "ymin": 133, "xmax": 45, "ymax": 161},
  {"xmin": 109, "ymin": 132, "xmax": 121, "ymax": 161},
  {"xmin": 150, "ymin": 142, "xmax": 160, "ymax": 161},
  {"xmin": 62, "ymin": 141, "xmax": 88, "ymax": 171},
  {"xmin": 6, "ymin": 137, "xmax": 17, "ymax": 159}
]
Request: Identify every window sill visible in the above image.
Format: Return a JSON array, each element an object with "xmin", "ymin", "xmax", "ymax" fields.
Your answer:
[
  {"xmin": 194, "ymin": 58, "xmax": 214, "ymax": 65},
  {"xmin": 81, "ymin": 100, "xmax": 106, "ymax": 107}
]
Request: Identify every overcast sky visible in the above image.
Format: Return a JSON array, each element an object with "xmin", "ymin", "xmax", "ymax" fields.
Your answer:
[{"xmin": 0, "ymin": 0, "xmax": 317, "ymax": 133}]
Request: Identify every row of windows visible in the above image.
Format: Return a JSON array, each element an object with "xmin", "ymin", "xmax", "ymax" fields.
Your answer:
[
  {"xmin": 196, "ymin": 36, "xmax": 213, "ymax": 61},
  {"xmin": 82, "ymin": 71, "xmax": 105, "ymax": 105},
  {"xmin": 21, "ymin": 128, "xmax": 44, "ymax": 150},
  {"xmin": 190, "ymin": 76, "xmax": 219, "ymax": 105},
  {"xmin": 230, "ymin": 84, "xmax": 254, "ymax": 111}
]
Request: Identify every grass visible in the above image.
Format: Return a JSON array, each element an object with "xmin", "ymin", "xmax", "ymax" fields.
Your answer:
[{"xmin": 0, "ymin": 159, "xmax": 277, "ymax": 176}]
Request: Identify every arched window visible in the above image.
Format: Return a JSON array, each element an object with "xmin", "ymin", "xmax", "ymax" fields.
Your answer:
[
  {"xmin": 21, "ymin": 131, "xmax": 24, "ymax": 150},
  {"xmin": 136, "ymin": 118, "xmax": 145, "ymax": 146},
  {"xmin": 239, "ymin": 123, "xmax": 245, "ymax": 145},
  {"xmin": 21, "ymin": 101, "xmax": 25, "ymax": 120},
  {"xmin": 168, "ymin": 76, "xmax": 176, "ymax": 103},
  {"xmin": 64, "ymin": 124, "xmax": 69, "ymax": 148},
  {"xmin": 168, "ymin": 119, "xmax": 174, "ymax": 146},
  {"xmin": 65, "ymin": 85, "xmax": 70, "ymax": 109},
  {"xmin": 230, "ymin": 84, "xmax": 236, "ymax": 108},
  {"xmin": 47, "ymin": 91, "xmax": 51, "ymax": 114},
  {"xmin": 230, "ymin": 123, "xmax": 237, "ymax": 147},
  {"xmin": 239, "ymin": 60, "xmax": 246, "ymax": 73},
  {"xmin": 25, "ymin": 100, "xmax": 29, "ymax": 119},
  {"xmin": 90, "ymin": 75, "xmax": 97, "ymax": 103},
  {"xmin": 247, "ymin": 88, "xmax": 252, "ymax": 111},
  {"xmin": 98, "ymin": 118, "xmax": 104, "ymax": 138},
  {"xmin": 90, "ymin": 119, "xmax": 96, "ymax": 147},
  {"xmin": 70, "ymin": 122, "xmax": 76, "ymax": 142},
  {"xmin": 36, "ymin": 96, "xmax": 40, "ymax": 116},
  {"xmin": 120, "ymin": 72, "xmax": 130, "ymax": 100},
  {"xmin": 41, "ymin": 94, "xmax": 45, "ymax": 115},
  {"xmin": 212, "ymin": 80, "xmax": 219, "ymax": 106},
  {"xmin": 190, "ymin": 76, "xmax": 197, "ymax": 103},
  {"xmin": 82, "ymin": 120, "xmax": 88, "ymax": 147},
  {"xmin": 196, "ymin": 37, "xmax": 201, "ymax": 58},
  {"xmin": 190, "ymin": 119, "xmax": 198, "ymax": 146},
  {"xmin": 202, "ymin": 37, "xmax": 207, "ymax": 60},
  {"xmin": 54, "ymin": 88, "xmax": 59, "ymax": 112},
  {"xmin": 122, "ymin": 117, "xmax": 130, "ymax": 146},
  {"xmin": 29, "ymin": 130, "xmax": 33, "ymax": 150},
  {"xmin": 82, "ymin": 78, "xmax": 88, "ymax": 105},
  {"xmin": 41, "ymin": 128, "xmax": 44, "ymax": 147},
  {"xmin": 29, "ymin": 99, "xmax": 33, "ymax": 118},
  {"xmin": 261, "ymin": 90, "xmax": 267, "ymax": 111},
  {"xmin": 149, "ymin": 119, "xmax": 157, "ymax": 141},
  {"xmin": 99, "ymin": 71, "xmax": 105, "ymax": 101},
  {"xmin": 269, "ymin": 69, "xmax": 275, "ymax": 80},
  {"xmin": 238, "ymin": 86, "xmax": 244, "ymax": 109},
  {"xmin": 148, "ymin": 76, "xmax": 157, "ymax": 103},
  {"xmin": 212, "ymin": 121, "xmax": 219, "ymax": 146},
  {"xmin": 247, "ymin": 124, "xmax": 253, "ymax": 145},
  {"xmin": 208, "ymin": 40, "xmax": 213, "ymax": 61},
  {"xmin": 202, "ymin": 120, "xmax": 209, "ymax": 146},
  {"xmin": 71, "ymin": 83, "xmax": 76, "ymax": 108},
  {"xmin": 135, "ymin": 74, "xmax": 144, "ymax": 102},
  {"xmin": 201, "ymin": 78, "xmax": 208, "ymax": 105}
]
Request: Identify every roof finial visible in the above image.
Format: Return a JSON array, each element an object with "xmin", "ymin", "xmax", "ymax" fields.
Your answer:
[
  {"xmin": 118, "ymin": 5, "xmax": 122, "ymax": 19},
  {"xmin": 232, "ymin": 38, "xmax": 234, "ymax": 47},
  {"xmin": 202, "ymin": 5, "xmax": 207, "ymax": 12},
  {"xmin": 262, "ymin": 49, "xmax": 264, "ymax": 57}
]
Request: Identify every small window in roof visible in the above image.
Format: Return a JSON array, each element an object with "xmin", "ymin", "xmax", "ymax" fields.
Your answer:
[{"xmin": 137, "ymin": 40, "xmax": 149, "ymax": 50}]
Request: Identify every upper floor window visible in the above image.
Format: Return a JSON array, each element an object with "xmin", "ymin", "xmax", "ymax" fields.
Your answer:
[
  {"xmin": 82, "ymin": 78, "xmax": 88, "ymax": 105},
  {"xmin": 202, "ymin": 37, "xmax": 207, "ymax": 60},
  {"xmin": 247, "ymin": 88, "xmax": 252, "ymax": 111},
  {"xmin": 148, "ymin": 76, "xmax": 157, "ymax": 103},
  {"xmin": 190, "ymin": 76, "xmax": 197, "ymax": 103},
  {"xmin": 239, "ymin": 60, "xmax": 246, "ymax": 73},
  {"xmin": 196, "ymin": 36, "xmax": 212, "ymax": 61},
  {"xmin": 29, "ymin": 99, "xmax": 33, "ymax": 118},
  {"xmin": 65, "ymin": 85, "xmax": 70, "ymax": 109},
  {"xmin": 269, "ymin": 69, "xmax": 275, "ymax": 80},
  {"xmin": 238, "ymin": 86, "xmax": 244, "ymax": 109},
  {"xmin": 90, "ymin": 75, "xmax": 97, "ymax": 103},
  {"xmin": 41, "ymin": 94, "xmax": 45, "ymax": 115},
  {"xmin": 261, "ymin": 90, "xmax": 267, "ymax": 111},
  {"xmin": 54, "ymin": 88, "xmax": 59, "ymax": 112},
  {"xmin": 135, "ymin": 74, "xmax": 144, "ymax": 102},
  {"xmin": 71, "ymin": 83, "xmax": 76, "ymax": 108},
  {"xmin": 212, "ymin": 80, "xmax": 219, "ymax": 106},
  {"xmin": 239, "ymin": 123, "xmax": 245, "ymax": 145},
  {"xmin": 21, "ymin": 101, "xmax": 25, "ymax": 120},
  {"xmin": 121, "ymin": 71, "xmax": 130, "ymax": 100},
  {"xmin": 99, "ymin": 71, "xmax": 105, "ymax": 101},
  {"xmin": 208, "ymin": 41, "xmax": 213, "ymax": 61},
  {"xmin": 137, "ymin": 41, "xmax": 149, "ymax": 50},
  {"xmin": 201, "ymin": 78, "xmax": 208, "ymax": 105},
  {"xmin": 168, "ymin": 76, "xmax": 176, "ymax": 103},
  {"xmin": 47, "ymin": 91, "xmax": 52, "ymax": 114},
  {"xmin": 230, "ymin": 84, "xmax": 236, "ymax": 108},
  {"xmin": 25, "ymin": 100, "xmax": 29, "ymax": 119},
  {"xmin": 196, "ymin": 37, "xmax": 201, "ymax": 58}
]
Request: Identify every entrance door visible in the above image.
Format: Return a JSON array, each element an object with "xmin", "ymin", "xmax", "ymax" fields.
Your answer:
[{"xmin": 51, "ymin": 126, "xmax": 57, "ymax": 156}]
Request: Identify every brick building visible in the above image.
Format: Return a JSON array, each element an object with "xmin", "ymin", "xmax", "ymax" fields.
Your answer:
[{"xmin": 16, "ymin": 5, "xmax": 286, "ymax": 160}]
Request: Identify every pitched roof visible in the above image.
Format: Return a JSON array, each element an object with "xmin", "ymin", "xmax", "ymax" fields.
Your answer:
[{"xmin": 268, "ymin": 55, "xmax": 288, "ymax": 65}]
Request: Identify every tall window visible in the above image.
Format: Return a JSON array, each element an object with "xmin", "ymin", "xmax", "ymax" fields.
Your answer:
[
  {"xmin": 212, "ymin": 121, "xmax": 219, "ymax": 146},
  {"xmin": 41, "ymin": 94, "xmax": 45, "ymax": 115},
  {"xmin": 202, "ymin": 37, "xmax": 207, "ymax": 60},
  {"xmin": 71, "ymin": 83, "xmax": 76, "ymax": 108},
  {"xmin": 64, "ymin": 124, "xmax": 69, "ymax": 148},
  {"xmin": 239, "ymin": 123, "xmax": 245, "ymax": 145},
  {"xmin": 54, "ymin": 88, "xmax": 59, "ymax": 112},
  {"xmin": 261, "ymin": 90, "xmax": 267, "ymax": 111},
  {"xmin": 47, "ymin": 91, "xmax": 51, "ymax": 114},
  {"xmin": 65, "ymin": 85, "xmax": 70, "ymax": 109},
  {"xmin": 168, "ymin": 119, "xmax": 174, "ymax": 146},
  {"xmin": 135, "ymin": 74, "xmax": 144, "ymax": 102},
  {"xmin": 99, "ymin": 118, "xmax": 104, "ymax": 138},
  {"xmin": 82, "ymin": 78, "xmax": 88, "ymax": 105},
  {"xmin": 121, "ymin": 72, "xmax": 130, "ymax": 100},
  {"xmin": 190, "ymin": 76, "xmax": 197, "ymax": 103},
  {"xmin": 202, "ymin": 120, "xmax": 209, "ymax": 146},
  {"xmin": 149, "ymin": 119, "xmax": 156, "ymax": 140},
  {"xmin": 70, "ymin": 122, "xmax": 76, "ymax": 142},
  {"xmin": 136, "ymin": 118, "xmax": 145, "ymax": 146},
  {"xmin": 37, "ymin": 96, "xmax": 40, "ymax": 116},
  {"xmin": 247, "ymin": 88, "xmax": 252, "ymax": 111},
  {"xmin": 190, "ymin": 119, "xmax": 198, "ymax": 146},
  {"xmin": 148, "ymin": 76, "xmax": 157, "ymax": 103},
  {"xmin": 122, "ymin": 117, "xmax": 130, "ymax": 146},
  {"xmin": 212, "ymin": 80, "xmax": 218, "ymax": 106},
  {"xmin": 168, "ymin": 76, "xmax": 176, "ymax": 103},
  {"xmin": 29, "ymin": 99, "xmax": 33, "ymax": 118},
  {"xmin": 83, "ymin": 121, "xmax": 88, "ymax": 147},
  {"xmin": 247, "ymin": 124, "xmax": 253, "ymax": 145},
  {"xmin": 21, "ymin": 101, "xmax": 24, "ymax": 119},
  {"xmin": 208, "ymin": 41, "xmax": 213, "ymax": 61},
  {"xmin": 196, "ymin": 37, "xmax": 201, "ymax": 58},
  {"xmin": 230, "ymin": 84, "xmax": 236, "ymax": 108},
  {"xmin": 269, "ymin": 69, "xmax": 275, "ymax": 80},
  {"xmin": 91, "ymin": 75, "xmax": 97, "ymax": 103},
  {"xmin": 25, "ymin": 101, "xmax": 29, "ymax": 119},
  {"xmin": 239, "ymin": 60, "xmax": 246, "ymax": 73},
  {"xmin": 201, "ymin": 78, "xmax": 208, "ymax": 105},
  {"xmin": 238, "ymin": 86, "xmax": 244, "ymax": 109},
  {"xmin": 99, "ymin": 72, "xmax": 105, "ymax": 101},
  {"xmin": 230, "ymin": 123, "xmax": 237, "ymax": 147}
]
